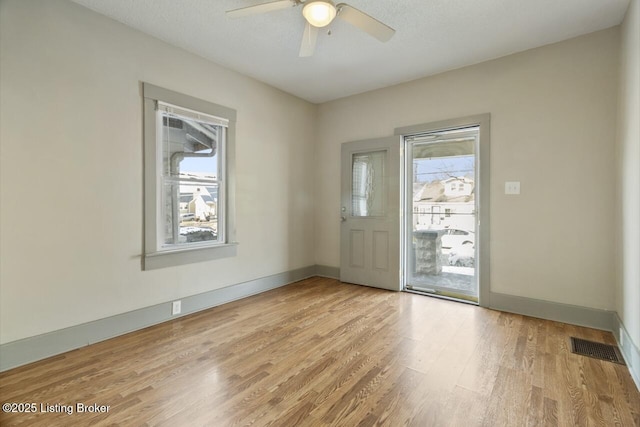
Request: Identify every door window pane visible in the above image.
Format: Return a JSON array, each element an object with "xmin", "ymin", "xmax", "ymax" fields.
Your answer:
[{"xmin": 352, "ymin": 150, "xmax": 386, "ymax": 217}]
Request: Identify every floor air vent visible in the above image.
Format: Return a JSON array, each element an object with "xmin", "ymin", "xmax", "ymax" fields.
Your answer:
[{"xmin": 570, "ymin": 337, "xmax": 625, "ymax": 365}]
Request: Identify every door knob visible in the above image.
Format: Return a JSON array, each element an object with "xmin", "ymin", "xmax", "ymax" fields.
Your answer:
[{"xmin": 341, "ymin": 216, "xmax": 347, "ymax": 222}]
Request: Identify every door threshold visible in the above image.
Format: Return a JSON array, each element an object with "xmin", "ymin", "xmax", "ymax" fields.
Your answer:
[{"xmin": 404, "ymin": 285, "xmax": 478, "ymax": 305}]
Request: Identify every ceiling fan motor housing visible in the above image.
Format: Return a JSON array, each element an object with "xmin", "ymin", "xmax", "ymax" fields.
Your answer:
[{"xmin": 302, "ymin": 0, "xmax": 337, "ymax": 27}]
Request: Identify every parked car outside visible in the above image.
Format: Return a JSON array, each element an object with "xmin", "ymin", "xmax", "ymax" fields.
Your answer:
[{"xmin": 441, "ymin": 228, "xmax": 475, "ymax": 252}]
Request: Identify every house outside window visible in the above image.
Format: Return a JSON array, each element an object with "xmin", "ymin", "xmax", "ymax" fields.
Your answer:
[{"xmin": 143, "ymin": 83, "xmax": 237, "ymax": 270}]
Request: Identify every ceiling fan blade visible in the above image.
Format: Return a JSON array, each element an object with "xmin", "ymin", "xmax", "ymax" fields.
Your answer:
[
  {"xmin": 299, "ymin": 22, "xmax": 318, "ymax": 57},
  {"xmin": 226, "ymin": 0, "xmax": 294, "ymax": 18},
  {"xmin": 336, "ymin": 3, "xmax": 395, "ymax": 42}
]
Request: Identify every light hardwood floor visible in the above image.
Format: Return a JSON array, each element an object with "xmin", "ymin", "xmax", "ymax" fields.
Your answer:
[{"xmin": 1, "ymin": 277, "xmax": 639, "ymax": 426}]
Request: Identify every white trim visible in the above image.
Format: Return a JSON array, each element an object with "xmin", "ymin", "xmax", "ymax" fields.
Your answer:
[
  {"xmin": 0, "ymin": 266, "xmax": 316, "ymax": 372},
  {"xmin": 613, "ymin": 313, "xmax": 640, "ymax": 391},
  {"xmin": 489, "ymin": 291, "xmax": 614, "ymax": 330},
  {"xmin": 143, "ymin": 83, "xmax": 236, "ymax": 122},
  {"xmin": 316, "ymin": 264, "xmax": 340, "ymax": 279},
  {"xmin": 144, "ymin": 243, "xmax": 239, "ymax": 270},
  {"xmin": 142, "ymin": 82, "xmax": 237, "ymax": 269},
  {"xmin": 3, "ymin": 269, "xmax": 637, "ymax": 394},
  {"xmin": 157, "ymin": 101, "xmax": 229, "ymax": 127},
  {"xmin": 395, "ymin": 114, "xmax": 491, "ymax": 307}
]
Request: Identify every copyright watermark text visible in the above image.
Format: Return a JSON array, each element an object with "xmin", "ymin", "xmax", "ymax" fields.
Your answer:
[{"xmin": 2, "ymin": 402, "xmax": 110, "ymax": 415}]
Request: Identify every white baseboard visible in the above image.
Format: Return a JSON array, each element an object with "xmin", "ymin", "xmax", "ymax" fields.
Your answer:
[
  {"xmin": 489, "ymin": 292, "xmax": 638, "ymax": 392},
  {"xmin": 315, "ymin": 264, "xmax": 340, "ymax": 279},
  {"xmin": 0, "ymin": 266, "xmax": 316, "ymax": 372},
  {"xmin": 3, "ymin": 266, "xmax": 638, "ymax": 394},
  {"xmin": 489, "ymin": 291, "xmax": 614, "ymax": 331},
  {"xmin": 612, "ymin": 313, "xmax": 640, "ymax": 391}
]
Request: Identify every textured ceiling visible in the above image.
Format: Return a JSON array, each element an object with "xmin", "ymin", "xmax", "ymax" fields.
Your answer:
[{"xmin": 71, "ymin": 0, "xmax": 630, "ymax": 104}]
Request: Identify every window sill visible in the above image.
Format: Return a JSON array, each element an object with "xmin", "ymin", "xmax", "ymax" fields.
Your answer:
[{"xmin": 144, "ymin": 242, "xmax": 238, "ymax": 270}]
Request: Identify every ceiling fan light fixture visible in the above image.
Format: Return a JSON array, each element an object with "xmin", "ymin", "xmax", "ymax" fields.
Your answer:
[{"xmin": 302, "ymin": 0, "xmax": 336, "ymax": 28}]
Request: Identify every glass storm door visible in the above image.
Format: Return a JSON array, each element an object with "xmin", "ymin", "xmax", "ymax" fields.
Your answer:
[
  {"xmin": 405, "ymin": 127, "xmax": 479, "ymax": 303},
  {"xmin": 340, "ymin": 137, "xmax": 401, "ymax": 291}
]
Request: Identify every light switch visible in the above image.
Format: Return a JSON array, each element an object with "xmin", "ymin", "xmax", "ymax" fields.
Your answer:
[{"xmin": 505, "ymin": 181, "xmax": 520, "ymax": 195}]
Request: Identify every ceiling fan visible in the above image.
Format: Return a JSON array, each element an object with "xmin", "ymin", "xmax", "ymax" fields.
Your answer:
[{"xmin": 226, "ymin": 0, "xmax": 395, "ymax": 57}]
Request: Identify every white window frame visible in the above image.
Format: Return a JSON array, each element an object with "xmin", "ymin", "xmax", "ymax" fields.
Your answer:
[{"xmin": 143, "ymin": 83, "xmax": 237, "ymax": 270}]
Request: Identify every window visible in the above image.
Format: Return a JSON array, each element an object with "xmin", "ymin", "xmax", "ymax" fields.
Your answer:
[
  {"xmin": 143, "ymin": 83, "xmax": 237, "ymax": 270},
  {"xmin": 351, "ymin": 150, "xmax": 386, "ymax": 217}
]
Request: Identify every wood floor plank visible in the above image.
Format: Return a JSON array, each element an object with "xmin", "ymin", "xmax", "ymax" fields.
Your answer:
[
  {"xmin": 1, "ymin": 278, "xmax": 638, "ymax": 426},
  {"xmin": 480, "ymin": 365, "xmax": 533, "ymax": 426},
  {"xmin": 439, "ymin": 385, "xmax": 487, "ymax": 427}
]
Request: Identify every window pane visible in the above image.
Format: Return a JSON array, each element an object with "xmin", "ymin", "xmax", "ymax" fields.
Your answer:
[
  {"xmin": 158, "ymin": 108, "xmax": 224, "ymax": 249},
  {"xmin": 352, "ymin": 150, "xmax": 386, "ymax": 217},
  {"xmin": 162, "ymin": 181, "xmax": 220, "ymax": 246},
  {"xmin": 161, "ymin": 111, "xmax": 221, "ymax": 181}
]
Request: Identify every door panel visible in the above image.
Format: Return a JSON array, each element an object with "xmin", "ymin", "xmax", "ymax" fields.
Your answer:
[
  {"xmin": 372, "ymin": 231, "xmax": 389, "ymax": 271},
  {"xmin": 340, "ymin": 137, "xmax": 401, "ymax": 291},
  {"xmin": 349, "ymin": 230, "xmax": 365, "ymax": 268}
]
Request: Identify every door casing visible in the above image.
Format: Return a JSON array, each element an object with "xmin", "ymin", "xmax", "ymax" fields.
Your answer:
[
  {"xmin": 395, "ymin": 114, "xmax": 491, "ymax": 307},
  {"xmin": 338, "ymin": 114, "xmax": 490, "ymax": 306}
]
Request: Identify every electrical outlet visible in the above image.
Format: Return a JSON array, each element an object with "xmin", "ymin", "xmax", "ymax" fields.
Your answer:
[
  {"xmin": 172, "ymin": 300, "xmax": 181, "ymax": 315},
  {"xmin": 505, "ymin": 181, "xmax": 520, "ymax": 195}
]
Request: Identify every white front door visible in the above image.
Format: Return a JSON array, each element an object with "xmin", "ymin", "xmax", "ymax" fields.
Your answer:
[{"xmin": 340, "ymin": 137, "xmax": 401, "ymax": 291}]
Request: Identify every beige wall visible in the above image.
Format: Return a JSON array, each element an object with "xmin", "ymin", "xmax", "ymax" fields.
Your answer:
[
  {"xmin": 0, "ymin": 0, "xmax": 316, "ymax": 343},
  {"xmin": 616, "ymin": 0, "xmax": 640, "ymax": 348},
  {"xmin": 316, "ymin": 28, "xmax": 620, "ymax": 310},
  {"xmin": 0, "ymin": 0, "xmax": 630, "ymax": 349}
]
